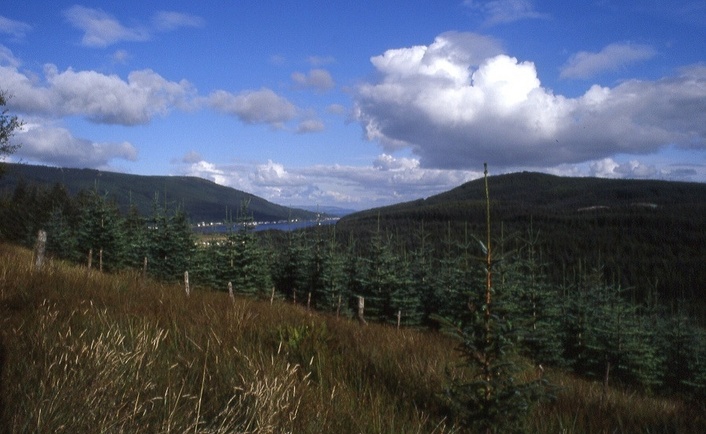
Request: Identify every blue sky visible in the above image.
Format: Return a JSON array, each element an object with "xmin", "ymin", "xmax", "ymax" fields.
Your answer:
[{"xmin": 2, "ymin": 1, "xmax": 705, "ymax": 210}]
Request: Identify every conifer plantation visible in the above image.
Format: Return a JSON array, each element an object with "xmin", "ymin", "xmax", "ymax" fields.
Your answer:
[{"xmin": 1, "ymin": 173, "xmax": 705, "ymax": 433}]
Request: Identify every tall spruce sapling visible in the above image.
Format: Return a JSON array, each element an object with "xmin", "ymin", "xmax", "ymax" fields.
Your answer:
[{"xmin": 434, "ymin": 164, "xmax": 550, "ymax": 433}]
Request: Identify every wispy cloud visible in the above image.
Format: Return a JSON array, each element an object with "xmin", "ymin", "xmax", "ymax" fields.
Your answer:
[
  {"xmin": 0, "ymin": 15, "xmax": 32, "ymax": 39},
  {"xmin": 307, "ymin": 55, "xmax": 336, "ymax": 66},
  {"xmin": 63, "ymin": 6, "xmax": 203, "ymax": 48},
  {"xmin": 560, "ymin": 42, "xmax": 657, "ymax": 79},
  {"xmin": 63, "ymin": 5, "xmax": 150, "ymax": 47},
  {"xmin": 0, "ymin": 44, "xmax": 21, "ymax": 67},
  {"xmin": 464, "ymin": 0, "xmax": 548, "ymax": 26},
  {"xmin": 291, "ymin": 69, "xmax": 335, "ymax": 92},
  {"xmin": 152, "ymin": 11, "xmax": 205, "ymax": 31},
  {"xmin": 296, "ymin": 119, "xmax": 325, "ymax": 134}
]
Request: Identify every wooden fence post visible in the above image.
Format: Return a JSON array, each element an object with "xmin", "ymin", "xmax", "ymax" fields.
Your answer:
[
  {"xmin": 87, "ymin": 249, "xmax": 93, "ymax": 270},
  {"xmin": 228, "ymin": 281, "xmax": 234, "ymax": 302},
  {"xmin": 307, "ymin": 292, "xmax": 312, "ymax": 311},
  {"xmin": 357, "ymin": 296, "xmax": 367, "ymax": 325},
  {"xmin": 397, "ymin": 310, "xmax": 402, "ymax": 329},
  {"xmin": 34, "ymin": 230, "xmax": 47, "ymax": 271},
  {"xmin": 184, "ymin": 271, "xmax": 190, "ymax": 296},
  {"xmin": 142, "ymin": 256, "xmax": 148, "ymax": 279},
  {"xmin": 293, "ymin": 288, "xmax": 297, "ymax": 304},
  {"xmin": 270, "ymin": 287, "xmax": 275, "ymax": 305}
]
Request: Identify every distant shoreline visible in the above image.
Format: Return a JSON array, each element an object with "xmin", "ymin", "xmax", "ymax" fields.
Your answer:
[{"xmin": 193, "ymin": 218, "xmax": 338, "ymax": 233}]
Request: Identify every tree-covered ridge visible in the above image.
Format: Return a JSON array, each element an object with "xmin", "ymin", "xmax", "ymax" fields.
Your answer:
[
  {"xmin": 338, "ymin": 172, "xmax": 706, "ymax": 312},
  {"xmin": 0, "ymin": 163, "xmax": 318, "ymax": 223}
]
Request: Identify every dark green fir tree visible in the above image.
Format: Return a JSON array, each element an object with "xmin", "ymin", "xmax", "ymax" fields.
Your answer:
[{"xmin": 435, "ymin": 164, "xmax": 550, "ymax": 433}]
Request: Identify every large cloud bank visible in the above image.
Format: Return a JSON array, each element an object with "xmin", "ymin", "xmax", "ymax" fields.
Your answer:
[{"xmin": 354, "ymin": 32, "xmax": 706, "ymax": 171}]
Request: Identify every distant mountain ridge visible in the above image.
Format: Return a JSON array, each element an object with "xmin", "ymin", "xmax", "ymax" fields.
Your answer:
[{"xmin": 0, "ymin": 163, "xmax": 318, "ymax": 223}]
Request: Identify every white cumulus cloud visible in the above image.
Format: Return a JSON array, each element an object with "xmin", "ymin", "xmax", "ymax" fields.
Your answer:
[
  {"xmin": 13, "ymin": 122, "xmax": 138, "ymax": 168},
  {"xmin": 1, "ymin": 62, "xmax": 195, "ymax": 125},
  {"xmin": 208, "ymin": 88, "xmax": 299, "ymax": 127},
  {"xmin": 354, "ymin": 32, "xmax": 706, "ymax": 172}
]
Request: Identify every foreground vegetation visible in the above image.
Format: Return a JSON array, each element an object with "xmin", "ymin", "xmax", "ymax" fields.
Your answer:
[{"xmin": 1, "ymin": 244, "xmax": 704, "ymax": 433}]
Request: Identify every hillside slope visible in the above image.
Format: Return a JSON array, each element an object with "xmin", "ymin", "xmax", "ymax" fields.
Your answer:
[
  {"xmin": 339, "ymin": 172, "xmax": 706, "ymax": 307},
  {"xmin": 0, "ymin": 163, "xmax": 317, "ymax": 223}
]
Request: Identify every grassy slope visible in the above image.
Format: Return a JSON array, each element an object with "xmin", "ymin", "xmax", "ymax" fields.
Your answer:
[
  {"xmin": 0, "ymin": 163, "xmax": 317, "ymax": 223},
  {"xmin": 1, "ymin": 243, "xmax": 703, "ymax": 433}
]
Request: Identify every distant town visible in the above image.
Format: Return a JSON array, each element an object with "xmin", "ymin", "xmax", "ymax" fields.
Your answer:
[{"xmin": 193, "ymin": 217, "xmax": 339, "ymax": 233}]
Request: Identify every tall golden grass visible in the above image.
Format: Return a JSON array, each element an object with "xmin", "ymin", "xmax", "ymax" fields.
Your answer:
[{"xmin": 0, "ymin": 243, "xmax": 702, "ymax": 433}]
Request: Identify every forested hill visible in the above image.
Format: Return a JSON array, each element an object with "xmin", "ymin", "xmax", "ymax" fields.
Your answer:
[
  {"xmin": 0, "ymin": 163, "xmax": 317, "ymax": 223},
  {"xmin": 338, "ymin": 172, "xmax": 706, "ymax": 308},
  {"xmin": 343, "ymin": 171, "xmax": 706, "ymax": 220}
]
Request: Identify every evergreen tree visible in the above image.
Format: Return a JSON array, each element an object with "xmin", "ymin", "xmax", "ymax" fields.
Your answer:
[
  {"xmin": 75, "ymin": 190, "xmax": 126, "ymax": 271},
  {"xmin": 311, "ymin": 226, "xmax": 347, "ymax": 314},
  {"xmin": 342, "ymin": 234, "xmax": 365, "ymax": 316},
  {"xmin": 436, "ymin": 165, "xmax": 549, "ymax": 433},
  {"xmin": 589, "ymin": 283, "xmax": 661, "ymax": 389},
  {"xmin": 390, "ymin": 248, "xmax": 422, "ymax": 326},
  {"xmin": 122, "ymin": 204, "xmax": 150, "ymax": 270},
  {"xmin": 0, "ymin": 90, "xmax": 21, "ymax": 175},
  {"xmin": 272, "ymin": 228, "xmax": 309, "ymax": 301},
  {"xmin": 409, "ymin": 221, "xmax": 441, "ymax": 327},
  {"xmin": 220, "ymin": 200, "xmax": 271, "ymax": 297},
  {"xmin": 146, "ymin": 199, "xmax": 194, "ymax": 281},
  {"xmin": 435, "ymin": 222, "xmax": 472, "ymax": 322},
  {"xmin": 44, "ymin": 206, "xmax": 77, "ymax": 261},
  {"xmin": 359, "ymin": 228, "xmax": 403, "ymax": 323},
  {"xmin": 559, "ymin": 263, "xmax": 601, "ymax": 376},
  {"xmin": 506, "ymin": 226, "xmax": 565, "ymax": 367},
  {"xmin": 658, "ymin": 304, "xmax": 706, "ymax": 398},
  {"xmin": 561, "ymin": 265, "xmax": 662, "ymax": 389}
]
